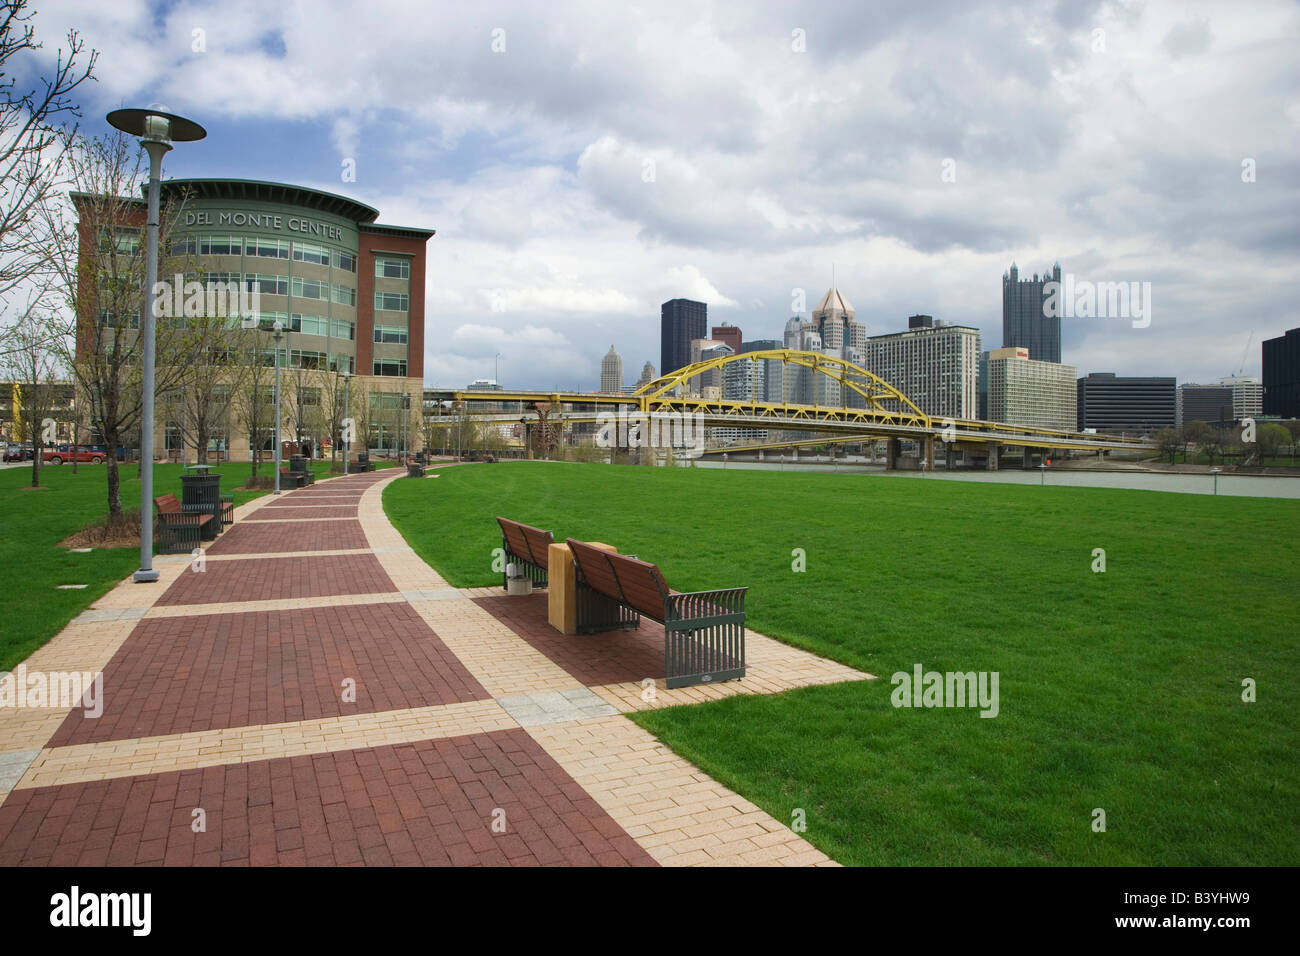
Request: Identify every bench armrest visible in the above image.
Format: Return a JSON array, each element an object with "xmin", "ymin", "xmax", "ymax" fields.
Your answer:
[{"xmin": 665, "ymin": 587, "xmax": 747, "ymax": 622}]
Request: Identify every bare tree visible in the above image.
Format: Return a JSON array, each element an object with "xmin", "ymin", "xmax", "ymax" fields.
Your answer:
[
  {"xmin": 0, "ymin": 2, "xmax": 96, "ymax": 308},
  {"xmin": 40, "ymin": 131, "xmax": 193, "ymax": 519}
]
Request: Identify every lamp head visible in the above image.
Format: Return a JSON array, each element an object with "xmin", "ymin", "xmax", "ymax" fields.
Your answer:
[{"xmin": 106, "ymin": 108, "xmax": 206, "ymax": 145}]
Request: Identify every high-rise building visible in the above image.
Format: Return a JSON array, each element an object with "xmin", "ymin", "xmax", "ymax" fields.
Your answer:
[
  {"xmin": 986, "ymin": 347, "xmax": 1077, "ymax": 432},
  {"xmin": 661, "ymin": 299, "xmax": 707, "ymax": 377},
  {"xmin": 1002, "ymin": 262, "xmax": 1062, "ymax": 363},
  {"xmin": 1076, "ymin": 373, "xmax": 1175, "ymax": 432},
  {"xmin": 1176, "ymin": 384, "xmax": 1234, "ymax": 426},
  {"xmin": 811, "ymin": 287, "xmax": 867, "ymax": 356},
  {"xmin": 600, "ymin": 345, "xmax": 623, "ymax": 393},
  {"xmin": 861, "ymin": 320, "xmax": 981, "ymax": 420},
  {"xmin": 737, "ymin": 340, "xmax": 783, "ymax": 404},
  {"xmin": 711, "ymin": 324, "xmax": 743, "ymax": 357},
  {"xmin": 1262, "ymin": 328, "xmax": 1300, "ymax": 418},
  {"xmin": 688, "ymin": 339, "xmax": 732, "ymax": 395},
  {"xmin": 636, "ymin": 362, "xmax": 656, "ymax": 389},
  {"xmin": 1218, "ymin": 375, "xmax": 1264, "ymax": 420}
]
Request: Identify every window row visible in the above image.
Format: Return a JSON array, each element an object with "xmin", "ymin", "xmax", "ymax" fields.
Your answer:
[
  {"xmin": 169, "ymin": 236, "xmax": 358, "ymax": 271},
  {"xmin": 373, "ymin": 360, "xmax": 408, "ymax": 377},
  {"xmin": 373, "ymin": 324, "xmax": 408, "ymax": 344}
]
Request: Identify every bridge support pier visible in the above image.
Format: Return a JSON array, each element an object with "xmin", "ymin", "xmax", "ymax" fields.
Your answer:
[
  {"xmin": 945, "ymin": 442, "xmax": 955, "ymax": 471},
  {"xmin": 886, "ymin": 437, "xmax": 900, "ymax": 470},
  {"xmin": 921, "ymin": 436, "xmax": 935, "ymax": 471},
  {"xmin": 1022, "ymin": 447, "xmax": 1033, "ymax": 470},
  {"xmin": 988, "ymin": 445, "xmax": 999, "ymax": 471}
]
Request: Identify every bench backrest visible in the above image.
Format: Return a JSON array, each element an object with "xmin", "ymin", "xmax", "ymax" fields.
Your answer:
[
  {"xmin": 566, "ymin": 538, "xmax": 670, "ymax": 620},
  {"xmin": 154, "ymin": 494, "xmax": 182, "ymax": 514},
  {"xmin": 497, "ymin": 517, "xmax": 553, "ymax": 568}
]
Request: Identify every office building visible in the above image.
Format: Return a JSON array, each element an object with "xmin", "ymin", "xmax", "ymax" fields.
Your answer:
[
  {"xmin": 1218, "ymin": 375, "xmax": 1264, "ymax": 420},
  {"xmin": 600, "ymin": 345, "xmax": 623, "ymax": 393},
  {"xmin": 636, "ymin": 362, "xmax": 656, "ymax": 390},
  {"xmin": 1262, "ymin": 328, "xmax": 1300, "ymax": 418},
  {"xmin": 711, "ymin": 324, "xmax": 743, "ymax": 357},
  {"xmin": 1002, "ymin": 262, "xmax": 1062, "ymax": 363},
  {"xmin": 661, "ymin": 298, "xmax": 707, "ymax": 377},
  {"xmin": 986, "ymin": 347, "xmax": 1077, "ymax": 432},
  {"xmin": 861, "ymin": 319, "xmax": 981, "ymax": 420},
  {"xmin": 75, "ymin": 178, "xmax": 433, "ymax": 459},
  {"xmin": 1076, "ymin": 373, "xmax": 1175, "ymax": 432},
  {"xmin": 1176, "ymin": 384, "xmax": 1234, "ymax": 426}
]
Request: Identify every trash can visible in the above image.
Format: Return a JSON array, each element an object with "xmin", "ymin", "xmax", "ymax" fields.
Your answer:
[
  {"xmin": 180, "ymin": 467, "xmax": 222, "ymax": 540},
  {"xmin": 289, "ymin": 455, "xmax": 310, "ymax": 484}
]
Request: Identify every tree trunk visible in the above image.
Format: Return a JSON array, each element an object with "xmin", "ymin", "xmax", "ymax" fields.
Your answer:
[{"xmin": 105, "ymin": 454, "xmax": 123, "ymax": 518}]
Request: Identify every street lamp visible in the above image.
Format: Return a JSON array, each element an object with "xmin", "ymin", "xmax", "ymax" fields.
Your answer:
[
  {"xmin": 1211, "ymin": 466, "xmax": 1221, "ymax": 496},
  {"xmin": 341, "ymin": 370, "xmax": 352, "ymax": 475},
  {"xmin": 272, "ymin": 320, "xmax": 284, "ymax": 494},
  {"xmin": 107, "ymin": 108, "xmax": 206, "ymax": 584}
]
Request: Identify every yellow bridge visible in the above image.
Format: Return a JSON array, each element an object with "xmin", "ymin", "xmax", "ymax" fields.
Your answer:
[{"xmin": 439, "ymin": 349, "xmax": 1152, "ymax": 468}]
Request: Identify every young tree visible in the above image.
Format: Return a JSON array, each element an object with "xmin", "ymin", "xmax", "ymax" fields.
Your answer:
[
  {"xmin": 1154, "ymin": 427, "xmax": 1182, "ymax": 464},
  {"xmin": 236, "ymin": 323, "xmax": 279, "ymax": 481}
]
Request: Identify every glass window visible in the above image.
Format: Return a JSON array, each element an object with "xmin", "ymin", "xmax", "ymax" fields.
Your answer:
[
  {"xmin": 329, "ymin": 354, "xmax": 355, "ymax": 374},
  {"xmin": 373, "ymin": 359, "xmax": 408, "ymax": 376},
  {"xmin": 375, "ymin": 257, "xmax": 410, "ymax": 279},
  {"xmin": 331, "ymin": 319, "xmax": 355, "ymax": 340},
  {"xmin": 250, "ymin": 274, "xmax": 289, "ymax": 296},
  {"xmin": 374, "ymin": 292, "xmax": 409, "ymax": 312},
  {"xmin": 169, "ymin": 235, "xmax": 198, "ymax": 257},
  {"xmin": 291, "ymin": 313, "xmax": 330, "ymax": 337},
  {"xmin": 293, "ymin": 242, "xmax": 330, "ymax": 265},
  {"xmin": 373, "ymin": 324, "xmax": 408, "ymax": 344},
  {"xmin": 335, "ymin": 251, "xmax": 357, "ymax": 272},
  {"xmin": 330, "ymin": 284, "xmax": 356, "ymax": 307},
  {"xmin": 291, "ymin": 276, "xmax": 328, "ymax": 300},
  {"xmin": 247, "ymin": 237, "xmax": 290, "ymax": 259},
  {"xmin": 199, "ymin": 235, "xmax": 242, "ymax": 256}
]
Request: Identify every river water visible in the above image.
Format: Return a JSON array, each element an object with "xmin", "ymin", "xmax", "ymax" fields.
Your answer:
[{"xmin": 687, "ymin": 459, "xmax": 1300, "ymax": 499}]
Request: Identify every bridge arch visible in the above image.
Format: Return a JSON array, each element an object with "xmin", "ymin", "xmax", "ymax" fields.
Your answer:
[{"xmin": 633, "ymin": 349, "xmax": 930, "ymax": 426}]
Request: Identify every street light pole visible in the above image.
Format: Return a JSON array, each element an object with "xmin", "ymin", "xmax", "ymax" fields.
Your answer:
[
  {"xmin": 273, "ymin": 321, "xmax": 284, "ymax": 494},
  {"xmin": 107, "ymin": 109, "xmax": 206, "ymax": 584},
  {"xmin": 342, "ymin": 371, "xmax": 351, "ymax": 475}
]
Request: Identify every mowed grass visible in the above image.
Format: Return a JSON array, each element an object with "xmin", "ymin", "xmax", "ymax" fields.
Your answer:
[
  {"xmin": 0, "ymin": 459, "xmax": 372, "ymax": 672},
  {"xmin": 384, "ymin": 460, "xmax": 1300, "ymax": 866}
]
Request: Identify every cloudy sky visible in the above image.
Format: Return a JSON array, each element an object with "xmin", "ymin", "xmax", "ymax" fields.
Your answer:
[{"xmin": 24, "ymin": 0, "xmax": 1300, "ymax": 391}]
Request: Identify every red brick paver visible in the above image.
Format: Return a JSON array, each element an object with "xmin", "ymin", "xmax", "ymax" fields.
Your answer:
[
  {"xmin": 48, "ymin": 603, "xmax": 490, "ymax": 746},
  {"xmin": 0, "ymin": 730, "xmax": 656, "ymax": 867},
  {"xmin": 154, "ymin": 554, "xmax": 395, "ymax": 606},
  {"xmin": 206, "ymin": 519, "xmax": 370, "ymax": 554}
]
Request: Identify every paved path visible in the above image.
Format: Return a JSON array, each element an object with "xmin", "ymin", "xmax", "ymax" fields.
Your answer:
[{"xmin": 0, "ymin": 467, "xmax": 872, "ymax": 866}]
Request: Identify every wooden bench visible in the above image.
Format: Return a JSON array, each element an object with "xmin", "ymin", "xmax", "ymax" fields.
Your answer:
[
  {"xmin": 406, "ymin": 462, "xmax": 425, "ymax": 478},
  {"xmin": 154, "ymin": 494, "xmax": 214, "ymax": 553},
  {"xmin": 279, "ymin": 467, "xmax": 305, "ymax": 488},
  {"xmin": 496, "ymin": 517, "xmax": 553, "ymax": 591},
  {"xmin": 565, "ymin": 538, "xmax": 747, "ymax": 689}
]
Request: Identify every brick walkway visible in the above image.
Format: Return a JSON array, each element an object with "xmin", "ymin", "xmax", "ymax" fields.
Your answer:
[{"xmin": 0, "ymin": 466, "xmax": 874, "ymax": 866}]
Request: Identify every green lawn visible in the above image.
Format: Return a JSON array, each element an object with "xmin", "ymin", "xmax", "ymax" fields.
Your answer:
[
  {"xmin": 384, "ymin": 460, "xmax": 1300, "ymax": 866},
  {"xmin": 0, "ymin": 459, "xmax": 381, "ymax": 672}
]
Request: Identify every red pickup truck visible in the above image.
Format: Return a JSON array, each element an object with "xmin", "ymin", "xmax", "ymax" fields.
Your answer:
[{"xmin": 42, "ymin": 445, "xmax": 107, "ymax": 465}]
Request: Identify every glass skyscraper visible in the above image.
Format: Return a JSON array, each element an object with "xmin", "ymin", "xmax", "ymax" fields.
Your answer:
[{"xmin": 1002, "ymin": 263, "xmax": 1062, "ymax": 363}]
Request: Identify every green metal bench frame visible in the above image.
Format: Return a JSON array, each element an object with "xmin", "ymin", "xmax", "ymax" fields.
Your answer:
[
  {"xmin": 566, "ymin": 538, "xmax": 747, "ymax": 689},
  {"xmin": 154, "ymin": 494, "xmax": 211, "ymax": 554},
  {"xmin": 496, "ymin": 517, "xmax": 552, "ymax": 591}
]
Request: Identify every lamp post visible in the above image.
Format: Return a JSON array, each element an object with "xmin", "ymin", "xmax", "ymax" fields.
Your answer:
[
  {"xmin": 272, "ymin": 320, "xmax": 284, "ymax": 494},
  {"xmin": 342, "ymin": 371, "xmax": 351, "ymax": 475},
  {"xmin": 1211, "ymin": 466, "xmax": 1221, "ymax": 496},
  {"xmin": 107, "ymin": 108, "xmax": 206, "ymax": 584}
]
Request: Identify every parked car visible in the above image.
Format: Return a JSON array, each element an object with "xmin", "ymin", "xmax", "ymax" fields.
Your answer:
[
  {"xmin": 3, "ymin": 443, "xmax": 27, "ymax": 462},
  {"xmin": 42, "ymin": 444, "xmax": 108, "ymax": 465}
]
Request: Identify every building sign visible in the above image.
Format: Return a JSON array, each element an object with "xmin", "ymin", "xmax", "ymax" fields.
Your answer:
[{"xmin": 184, "ymin": 210, "xmax": 345, "ymax": 240}]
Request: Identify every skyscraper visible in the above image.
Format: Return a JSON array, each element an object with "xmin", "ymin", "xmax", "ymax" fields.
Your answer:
[
  {"xmin": 661, "ymin": 299, "xmax": 707, "ymax": 377},
  {"xmin": 600, "ymin": 345, "xmax": 623, "ymax": 393},
  {"xmin": 1002, "ymin": 263, "xmax": 1062, "ymax": 363},
  {"xmin": 1262, "ymin": 328, "xmax": 1300, "ymax": 418}
]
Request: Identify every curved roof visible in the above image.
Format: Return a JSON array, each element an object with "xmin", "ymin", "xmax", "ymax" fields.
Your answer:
[
  {"xmin": 814, "ymin": 286, "xmax": 854, "ymax": 316},
  {"xmin": 159, "ymin": 178, "xmax": 381, "ymax": 223}
]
